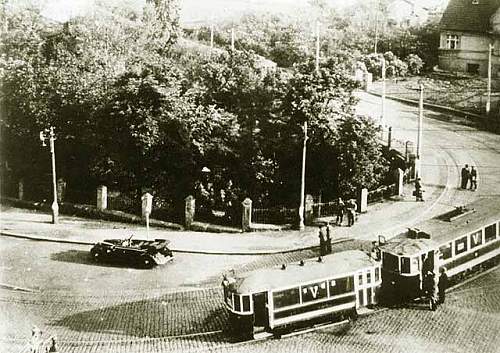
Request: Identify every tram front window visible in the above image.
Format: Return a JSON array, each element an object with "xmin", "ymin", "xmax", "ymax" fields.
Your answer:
[
  {"xmin": 234, "ymin": 294, "xmax": 241, "ymax": 312},
  {"xmin": 382, "ymin": 252, "xmax": 399, "ymax": 272},
  {"xmin": 400, "ymin": 257, "xmax": 410, "ymax": 274}
]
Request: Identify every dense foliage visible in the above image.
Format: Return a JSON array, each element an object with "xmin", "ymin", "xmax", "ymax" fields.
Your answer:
[{"xmin": 1, "ymin": 1, "xmax": 394, "ymax": 222}]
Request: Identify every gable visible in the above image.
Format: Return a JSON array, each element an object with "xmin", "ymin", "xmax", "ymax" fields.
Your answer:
[{"xmin": 440, "ymin": 0, "xmax": 500, "ymax": 33}]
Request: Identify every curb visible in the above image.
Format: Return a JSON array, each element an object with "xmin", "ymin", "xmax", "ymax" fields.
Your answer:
[{"xmin": 0, "ymin": 230, "xmax": 352, "ymax": 256}]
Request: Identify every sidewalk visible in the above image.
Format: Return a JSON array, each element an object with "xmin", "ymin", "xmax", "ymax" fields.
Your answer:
[{"xmin": 0, "ymin": 177, "xmax": 446, "ymax": 255}]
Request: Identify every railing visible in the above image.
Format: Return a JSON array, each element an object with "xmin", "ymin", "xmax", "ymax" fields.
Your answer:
[
  {"xmin": 312, "ymin": 200, "xmax": 339, "ymax": 218},
  {"xmin": 252, "ymin": 206, "xmax": 297, "ymax": 225}
]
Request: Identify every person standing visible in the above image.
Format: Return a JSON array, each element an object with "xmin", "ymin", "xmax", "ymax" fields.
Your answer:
[
  {"xmin": 325, "ymin": 224, "xmax": 332, "ymax": 254},
  {"xmin": 470, "ymin": 166, "xmax": 478, "ymax": 191},
  {"xmin": 438, "ymin": 267, "xmax": 449, "ymax": 305},
  {"xmin": 414, "ymin": 178, "xmax": 424, "ymax": 202},
  {"xmin": 318, "ymin": 226, "xmax": 326, "ymax": 256},
  {"xmin": 346, "ymin": 199, "xmax": 357, "ymax": 227},
  {"xmin": 336, "ymin": 198, "xmax": 345, "ymax": 226},
  {"xmin": 461, "ymin": 164, "xmax": 470, "ymax": 189}
]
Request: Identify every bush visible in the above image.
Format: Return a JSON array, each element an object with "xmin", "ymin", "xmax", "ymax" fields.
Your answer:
[{"xmin": 406, "ymin": 54, "xmax": 424, "ymax": 76}]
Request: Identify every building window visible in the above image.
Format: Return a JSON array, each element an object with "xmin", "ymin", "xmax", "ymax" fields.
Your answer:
[{"xmin": 446, "ymin": 34, "xmax": 460, "ymax": 49}]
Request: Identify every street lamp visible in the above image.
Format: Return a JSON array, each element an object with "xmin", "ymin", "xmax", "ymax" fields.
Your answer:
[
  {"xmin": 298, "ymin": 121, "xmax": 308, "ymax": 231},
  {"xmin": 39, "ymin": 126, "xmax": 59, "ymax": 224}
]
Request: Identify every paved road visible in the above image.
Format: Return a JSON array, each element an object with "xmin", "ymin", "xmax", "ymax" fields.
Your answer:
[
  {"xmin": 356, "ymin": 92, "xmax": 500, "ymax": 220},
  {"xmin": 3, "ymin": 262, "xmax": 499, "ymax": 353}
]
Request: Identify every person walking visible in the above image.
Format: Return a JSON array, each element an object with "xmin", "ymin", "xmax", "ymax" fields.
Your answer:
[
  {"xmin": 336, "ymin": 198, "xmax": 345, "ymax": 226},
  {"xmin": 438, "ymin": 267, "xmax": 449, "ymax": 305},
  {"xmin": 414, "ymin": 178, "xmax": 424, "ymax": 201},
  {"xmin": 470, "ymin": 166, "xmax": 478, "ymax": 191},
  {"xmin": 461, "ymin": 164, "xmax": 470, "ymax": 189}
]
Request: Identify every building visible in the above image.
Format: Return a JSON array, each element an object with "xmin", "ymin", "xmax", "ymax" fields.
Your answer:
[{"xmin": 439, "ymin": 0, "xmax": 500, "ymax": 77}]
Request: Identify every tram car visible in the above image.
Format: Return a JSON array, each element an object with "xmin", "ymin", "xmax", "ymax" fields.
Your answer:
[
  {"xmin": 90, "ymin": 236, "xmax": 174, "ymax": 268},
  {"xmin": 222, "ymin": 250, "xmax": 381, "ymax": 339},
  {"xmin": 378, "ymin": 197, "xmax": 500, "ymax": 304}
]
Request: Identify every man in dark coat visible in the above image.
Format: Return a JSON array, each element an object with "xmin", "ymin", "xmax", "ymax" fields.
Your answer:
[
  {"xmin": 461, "ymin": 164, "xmax": 470, "ymax": 189},
  {"xmin": 470, "ymin": 166, "xmax": 478, "ymax": 191},
  {"xmin": 325, "ymin": 224, "xmax": 332, "ymax": 254},
  {"xmin": 438, "ymin": 267, "xmax": 449, "ymax": 305},
  {"xmin": 318, "ymin": 226, "xmax": 326, "ymax": 256},
  {"xmin": 414, "ymin": 178, "xmax": 424, "ymax": 201}
]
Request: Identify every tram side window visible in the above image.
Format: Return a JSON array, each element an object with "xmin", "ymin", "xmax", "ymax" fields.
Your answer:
[
  {"xmin": 485, "ymin": 223, "xmax": 497, "ymax": 243},
  {"xmin": 400, "ymin": 257, "xmax": 411, "ymax": 274},
  {"xmin": 455, "ymin": 236, "xmax": 468, "ymax": 255},
  {"xmin": 366, "ymin": 271, "xmax": 371, "ymax": 284},
  {"xmin": 329, "ymin": 276, "xmax": 353, "ymax": 296},
  {"xmin": 383, "ymin": 252, "xmax": 399, "ymax": 272},
  {"xmin": 242, "ymin": 295, "xmax": 251, "ymax": 312},
  {"xmin": 301, "ymin": 281, "xmax": 328, "ymax": 303},
  {"xmin": 375, "ymin": 267, "xmax": 380, "ymax": 282},
  {"xmin": 273, "ymin": 287, "xmax": 300, "ymax": 309},
  {"xmin": 470, "ymin": 230, "xmax": 482, "ymax": 248},
  {"xmin": 439, "ymin": 242, "xmax": 453, "ymax": 260}
]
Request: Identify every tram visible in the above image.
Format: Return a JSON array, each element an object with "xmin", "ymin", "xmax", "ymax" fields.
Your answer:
[
  {"xmin": 222, "ymin": 250, "xmax": 381, "ymax": 339},
  {"xmin": 378, "ymin": 197, "xmax": 500, "ymax": 304}
]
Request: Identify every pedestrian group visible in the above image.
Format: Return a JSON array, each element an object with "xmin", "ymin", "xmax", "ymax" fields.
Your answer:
[
  {"xmin": 335, "ymin": 197, "xmax": 357, "ymax": 227},
  {"xmin": 460, "ymin": 164, "xmax": 478, "ymax": 191},
  {"xmin": 424, "ymin": 267, "xmax": 448, "ymax": 311}
]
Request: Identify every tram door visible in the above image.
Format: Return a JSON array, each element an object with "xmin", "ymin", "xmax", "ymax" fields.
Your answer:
[
  {"xmin": 252, "ymin": 292, "xmax": 269, "ymax": 328},
  {"xmin": 421, "ymin": 251, "xmax": 435, "ymax": 274}
]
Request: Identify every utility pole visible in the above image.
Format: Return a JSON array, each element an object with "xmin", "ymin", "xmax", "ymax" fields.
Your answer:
[
  {"xmin": 315, "ymin": 21, "xmax": 320, "ymax": 72},
  {"xmin": 299, "ymin": 22, "xmax": 320, "ymax": 230},
  {"xmin": 381, "ymin": 56, "xmax": 386, "ymax": 126},
  {"xmin": 299, "ymin": 121, "xmax": 308, "ymax": 231},
  {"xmin": 374, "ymin": 0, "xmax": 379, "ymax": 54},
  {"xmin": 210, "ymin": 23, "xmax": 214, "ymax": 50},
  {"xmin": 416, "ymin": 84, "xmax": 424, "ymax": 179},
  {"xmin": 39, "ymin": 127, "xmax": 59, "ymax": 224},
  {"xmin": 487, "ymin": 43, "xmax": 493, "ymax": 115},
  {"xmin": 231, "ymin": 27, "xmax": 235, "ymax": 51}
]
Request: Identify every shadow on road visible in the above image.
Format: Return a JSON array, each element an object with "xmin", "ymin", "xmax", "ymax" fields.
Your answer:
[
  {"xmin": 50, "ymin": 250, "xmax": 149, "ymax": 269},
  {"xmin": 50, "ymin": 288, "xmax": 231, "ymax": 340}
]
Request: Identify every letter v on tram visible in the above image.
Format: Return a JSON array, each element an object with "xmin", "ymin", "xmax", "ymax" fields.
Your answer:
[{"xmin": 222, "ymin": 197, "xmax": 500, "ymax": 340}]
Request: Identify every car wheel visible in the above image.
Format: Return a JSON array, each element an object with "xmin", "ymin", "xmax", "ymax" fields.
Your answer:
[
  {"xmin": 142, "ymin": 257, "xmax": 153, "ymax": 269},
  {"xmin": 91, "ymin": 249, "xmax": 100, "ymax": 262}
]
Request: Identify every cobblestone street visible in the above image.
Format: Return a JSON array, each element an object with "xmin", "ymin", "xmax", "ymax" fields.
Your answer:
[{"xmin": 2, "ymin": 235, "xmax": 499, "ymax": 353}]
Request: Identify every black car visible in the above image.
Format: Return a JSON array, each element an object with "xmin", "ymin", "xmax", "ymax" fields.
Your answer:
[{"xmin": 90, "ymin": 236, "xmax": 174, "ymax": 268}]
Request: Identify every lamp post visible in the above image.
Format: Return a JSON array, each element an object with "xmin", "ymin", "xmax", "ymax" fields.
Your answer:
[
  {"xmin": 487, "ymin": 44, "xmax": 493, "ymax": 115},
  {"xmin": 39, "ymin": 127, "xmax": 59, "ymax": 224},
  {"xmin": 416, "ymin": 84, "xmax": 424, "ymax": 179},
  {"xmin": 298, "ymin": 121, "xmax": 308, "ymax": 231}
]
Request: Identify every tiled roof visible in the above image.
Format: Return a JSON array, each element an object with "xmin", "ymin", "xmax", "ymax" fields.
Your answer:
[{"xmin": 440, "ymin": 0, "xmax": 500, "ymax": 33}]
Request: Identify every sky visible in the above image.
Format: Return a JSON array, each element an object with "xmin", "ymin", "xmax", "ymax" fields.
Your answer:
[{"xmin": 12, "ymin": 0, "xmax": 449, "ymax": 24}]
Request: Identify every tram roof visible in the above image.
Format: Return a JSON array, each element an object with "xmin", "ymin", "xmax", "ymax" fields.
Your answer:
[
  {"xmin": 231, "ymin": 250, "xmax": 377, "ymax": 294},
  {"xmin": 382, "ymin": 197, "xmax": 500, "ymax": 256}
]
